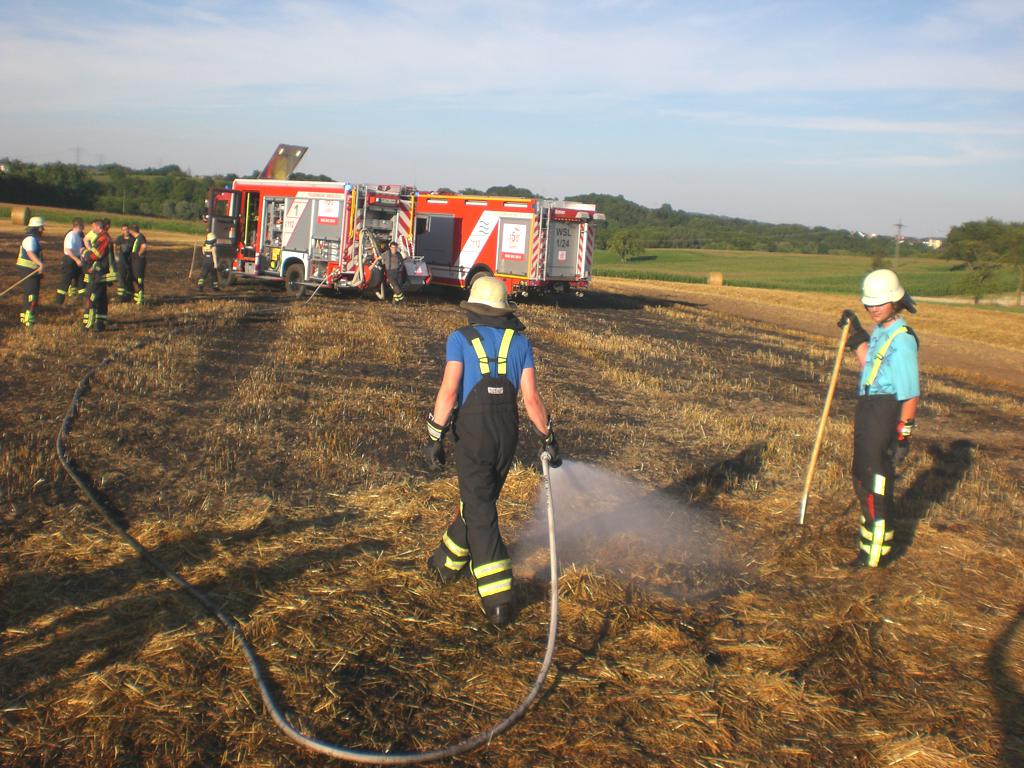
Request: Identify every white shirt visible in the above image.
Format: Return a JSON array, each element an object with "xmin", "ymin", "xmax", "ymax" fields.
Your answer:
[
  {"xmin": 64, "ymin": 229, "xmax": 84, "ymax": 258},
  {"xmin": 22, "ymin": 235, "xmax": 40, "ymax": 254}
]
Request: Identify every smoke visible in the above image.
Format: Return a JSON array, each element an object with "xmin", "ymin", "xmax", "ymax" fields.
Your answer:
[{"xmin": 513, "ymin": 460, "xmax": 741, "ymax": 604}]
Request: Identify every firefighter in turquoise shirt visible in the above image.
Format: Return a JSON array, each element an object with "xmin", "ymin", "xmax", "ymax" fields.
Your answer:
[{"xmin": 838, "ymin": 269, "xmax": 920, "ymax": 568}]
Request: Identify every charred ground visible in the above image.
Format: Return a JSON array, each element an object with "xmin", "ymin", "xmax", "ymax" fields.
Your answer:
[{"xmin": 1, "ymin": 228, "xmax": 1022, "ymax": 767}]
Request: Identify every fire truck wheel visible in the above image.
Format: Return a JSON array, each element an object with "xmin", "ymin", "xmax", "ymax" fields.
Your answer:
[
  {"xmin": 223, "ymin": 268, "xmax": 236, "ymax": 287},
  {"xmin": 284, "ymin": 263, "xmax": 307, "ymax": 299}
]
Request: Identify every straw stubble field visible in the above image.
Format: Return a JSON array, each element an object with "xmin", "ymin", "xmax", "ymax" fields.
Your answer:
[{"xmin": 1, "ymin": 228, "xmax": 1022, "ymax": 767}]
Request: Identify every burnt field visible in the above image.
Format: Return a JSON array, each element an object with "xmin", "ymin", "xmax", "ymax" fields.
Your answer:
[{"xmin": 1, "ymin": 228, "xmax": 1023, "ymax": 767}]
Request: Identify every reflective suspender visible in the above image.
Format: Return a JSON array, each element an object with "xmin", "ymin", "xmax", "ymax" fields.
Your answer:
[
  {"xmin": 464, "ymin": 328, "xmax": 516, "ymax": 377},
  {"xmin": 864, "ymin": 326, "xmax": 907, "ymax": 394}
]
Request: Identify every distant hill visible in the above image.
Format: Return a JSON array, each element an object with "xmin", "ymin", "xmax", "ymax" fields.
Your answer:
[{"xmin": 0, "ymin": 160, "xmax": 920, "ymax": 257}]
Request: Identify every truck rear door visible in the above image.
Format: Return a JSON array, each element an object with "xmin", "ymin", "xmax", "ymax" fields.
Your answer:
[{"xmin": 544, "ymin": 213, "xmax": 582, "ymax": 279}]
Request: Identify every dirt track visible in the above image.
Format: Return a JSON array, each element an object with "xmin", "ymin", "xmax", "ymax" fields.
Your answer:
[{"xmin": 596, "ymin": 276, "xmax": 1024, "ymax": 397}]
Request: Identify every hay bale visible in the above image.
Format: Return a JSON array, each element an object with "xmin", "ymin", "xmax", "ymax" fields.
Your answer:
[
  {"xmin": 708, "ymin": 271, "xmax": 724, "ymax": 286},
  {"xmin": 10, "ymin": 205, "xmax": 30, "ymax": 226}
]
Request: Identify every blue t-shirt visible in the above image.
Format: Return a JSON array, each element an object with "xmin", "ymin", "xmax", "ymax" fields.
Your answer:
[
  {"xmin": 858, "ymin": 318, "xmax": 920, "ymax": 399},
  {"xmin": 445, "ymin": 326, "xmax": 535, "ymax": 407}
]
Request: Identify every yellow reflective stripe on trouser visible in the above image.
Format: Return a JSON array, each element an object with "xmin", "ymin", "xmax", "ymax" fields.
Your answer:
[
  {"xmin": 859, "ymin": 519, "xmax": 891, "ymax": 567},
  {"xmin": 469, "ymin": 336, "xmax": 489, "ymax": 374},
  {"xmin": 496, "ymin": 328, "xmax": 514, "ymax": 376},
  {"xmin": 865, "ymin": 326, "xmax": 908, "ymax": 389},
  {"xmin": 474, "ymin": 559, "xmax": 512, "ymax": 580},
  {"xmin": 443, "ymin": 532, "xmax": 470, "ymax": 558},
  {"xmin": 478, "ymin": 578, "xmax": 512, "ymax": 598},
  {"xmin": 873, "ymin": 473, "xmax": 886, "ymax": 496}
]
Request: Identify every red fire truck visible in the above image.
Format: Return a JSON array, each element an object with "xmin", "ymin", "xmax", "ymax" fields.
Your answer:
[
  {"xmin": 207, "ymin": 179, "xmax": 416, "ymax": 298},
  {"xmin": 400, "ymin": 192, "xmax": 602, "ymax": 297},
  {"xmin": 207, "ymin": 148, "xmax": 602, "ymax": 298}
]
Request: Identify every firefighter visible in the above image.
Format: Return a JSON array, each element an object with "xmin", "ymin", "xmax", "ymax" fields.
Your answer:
[
  {"xmin": 197, "ymin": 232, "xmax": 220, "ymax": 292},
  {"xmin": 56, "ymin": 218, "xmax": 85, "ymax": 305},
  {"xmin": 15, "ymin": 216, "xmax": 46, "ymax": 328},
  {"xmin": 838, "ymin": 269, "xmax": 920, "ymax": 568},
  {"xmin": 383, "ymin": 241, "xmax": 406, "ymax": 303},
  {"xmin": 424, "ymin": 275, "xmax": 561, "ymax": 626},
  {"xmin": 128, "ymin": 223, "xmax": 148, "ymax": 305},
  {"xmin": 114, "ymin": 223, "xmax": 135, "ymax": 302},
  {"xmin": 81, "ymin": 219, "xmax": 113, "ymax": 331}
]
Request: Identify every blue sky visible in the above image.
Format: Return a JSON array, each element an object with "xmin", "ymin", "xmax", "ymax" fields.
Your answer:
[{"xmin": 2, "ymin": 0, "xmax": 1022, "ymax": 236}]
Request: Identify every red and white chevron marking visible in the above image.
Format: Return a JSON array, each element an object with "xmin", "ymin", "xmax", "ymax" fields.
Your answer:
[{"xmin": 529, "ymin": 217, "xmax": 543, "ymax": 281}]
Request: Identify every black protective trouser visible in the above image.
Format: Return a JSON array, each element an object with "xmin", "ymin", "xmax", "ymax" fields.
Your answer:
[
  {"xmin": 131, "ymin": 255, "xmax": 147, "ymax": 304},
  {"xmin": 83, "ymin": 272, "xmax": 108, "ymax": 330},
  {"xmin": 198, "ymin": 256, "xmax": 219, "ymax": 289},
  {"xmin": 17, "ymin": 265, "xmax": 41, "ymax": 326},
  {"xmin": 116, "ymin": 255, "xmax": 134, "ymax": 302},
  {"xmin": 852, "ymin": 395, "xmax": 901, "ymax": 567},
  {"xmin": 430, "ymin": 382, "xmax": 519, "ymax": 611},
  {"xmin": 56, "ymin": 255, "xmax": 83, "ymax": 304}
]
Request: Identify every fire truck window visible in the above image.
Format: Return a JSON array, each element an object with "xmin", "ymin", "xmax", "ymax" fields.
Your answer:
[{"xmin": 416, "ymin": 216, "xmax": 430, "ymax": 235}]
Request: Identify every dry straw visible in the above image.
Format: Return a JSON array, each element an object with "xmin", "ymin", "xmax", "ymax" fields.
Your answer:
[{"xmin": 1, "ymin": 234, "xmax": 1022, "ymax": 767}]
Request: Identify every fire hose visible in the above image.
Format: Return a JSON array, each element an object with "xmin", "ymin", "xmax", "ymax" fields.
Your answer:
[{"xmin": 56, "ymin": 344, "xmax": 561, "ymax": 763}]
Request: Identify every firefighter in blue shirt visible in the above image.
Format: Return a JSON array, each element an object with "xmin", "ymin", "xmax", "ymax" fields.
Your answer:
[
  {"xmin": 838, "ymin": 269, "xmax": 920, "ymax": 568},
  {"xmin": 424, "ymin": 276, "xmax": 560, "ymax": 626}
]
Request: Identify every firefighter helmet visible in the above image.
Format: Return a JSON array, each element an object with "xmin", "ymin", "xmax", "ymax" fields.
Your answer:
[
  {"xmin": 862, "ymin": 268, "xmax": 916, "ymax": 312},
  {"xmin": 460, "ymin": 274, "xmax": 516, "ymax": 316},
  {"xmin": 28, "ymin": 216, "xmax": 45, "ymax": 228},
  {"xmin": 205, "ymin": 232, "xmax": 217, "ymax": 243}
]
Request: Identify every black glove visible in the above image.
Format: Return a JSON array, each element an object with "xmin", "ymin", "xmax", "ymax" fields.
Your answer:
[
  {"xmin": 424, "ymin": 413, "xmax": 449, "ymax": 468},
  {"xmin": 838, "ymin": 309, "xmax": 869, "ymax": 350},
  {"xmin": 536, "ymin": 418, "xmax": 562, "ymax": 469},
  {"xmin": 890, "ymin": 419, "xmax": 915, "ymax": 466},
  {"xmin": 425, "ymin": 438, "xmax": 445, "ymax": 467}
]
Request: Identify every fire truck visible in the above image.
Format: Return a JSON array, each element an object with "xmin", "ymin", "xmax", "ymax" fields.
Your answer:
[
  {"xmin": 207, "ymin": 179, "xmax": 414, "ymax": 298},
  {"xmin": 207, "ymin": 146, "xmax": 602, "ymax": 298},
  {"xmin": 400, "ymin": 192, "xmax": 602, "ymax": 297}
]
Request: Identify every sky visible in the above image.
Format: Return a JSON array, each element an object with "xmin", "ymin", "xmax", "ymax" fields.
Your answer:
[{"xmin": 2, "ymin": 0, "xmax": 1023, "ymax": 237}]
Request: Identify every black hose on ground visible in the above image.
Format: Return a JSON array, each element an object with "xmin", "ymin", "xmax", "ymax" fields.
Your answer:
[{"xmin": 55, "ymin": 340, "xmax": 561, "ymax": 764}]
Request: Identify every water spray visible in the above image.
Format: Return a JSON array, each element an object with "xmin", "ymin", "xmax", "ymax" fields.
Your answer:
[{"xmin": 56, "ymin": 343, "xmax": 561, "ymax": 764}]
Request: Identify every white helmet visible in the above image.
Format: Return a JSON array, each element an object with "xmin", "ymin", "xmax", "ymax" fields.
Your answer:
[
  {"xmin": 862, "ymin": 268, "xmax": 915, "ymax": 312},
  {"xmin": 28, "ymin": 216, "xmax": 45, "ymax": 228},
  {"xmin": 205, "ymin": 232, "xmax": 217, "ymax": 243},
  {"xmin": 459, "ymin": 274, "xmax": 516, "ymax": 316}
]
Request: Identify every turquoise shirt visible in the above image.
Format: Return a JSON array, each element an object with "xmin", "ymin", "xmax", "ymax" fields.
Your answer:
[{"xmin": 858, "ymin": 318, "xmax": 920, "ymax": 399}]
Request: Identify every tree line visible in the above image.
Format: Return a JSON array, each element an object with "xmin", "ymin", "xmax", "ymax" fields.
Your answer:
[{"xmin": 1, "ymin": 160, "xmax": 1017, "ymax": 283}]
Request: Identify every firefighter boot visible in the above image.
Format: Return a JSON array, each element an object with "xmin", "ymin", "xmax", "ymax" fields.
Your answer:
[
  {"xmin": 393, "ymin": 291, "xmax": 406, "ymax": 304},
  {"xmin": 485, "ymin": 601, "xmax": 515, "ymax": 627}
]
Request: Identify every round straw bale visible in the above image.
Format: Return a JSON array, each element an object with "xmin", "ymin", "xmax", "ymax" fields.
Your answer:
[
  {"xmin": 10, "ymin": 205, "xmax": 30, "ymax": 226},
  {"xmin": 708, "ymin": 271, "xmax": 724, "ymax": 286}
]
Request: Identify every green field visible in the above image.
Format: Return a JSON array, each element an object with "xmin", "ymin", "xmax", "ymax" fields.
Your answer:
[
  {"xmin": 0, "ymin": 204, "xmax": 205, "ymax": 236},
  {"xmin": 594, "ymin": 247, "xmax": 1018, "ymax": 297}
]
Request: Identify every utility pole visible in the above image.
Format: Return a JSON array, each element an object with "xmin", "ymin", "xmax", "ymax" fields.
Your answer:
[{"xmin": 893, "ymin": 219, "xmax": 904, "ymax": 269}]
